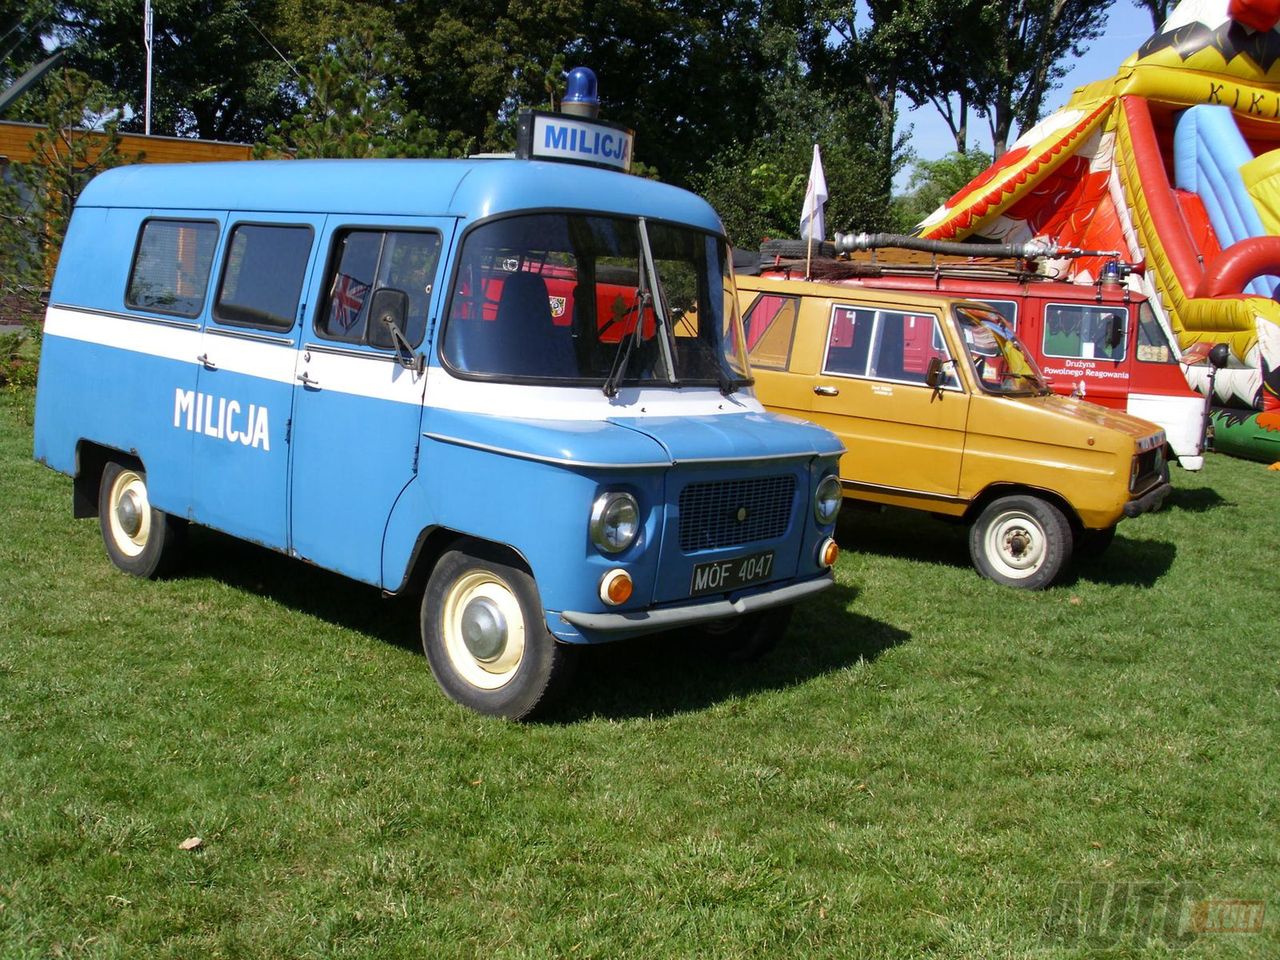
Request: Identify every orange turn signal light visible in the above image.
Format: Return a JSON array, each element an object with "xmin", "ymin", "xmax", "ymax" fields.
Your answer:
[
  {"xmin": 819, "ymin": 538, "xmax": 839, "ymax": 568},
  {"xmin": 600, "ymin": 569, "xmax": 633, "ymax": 606}
]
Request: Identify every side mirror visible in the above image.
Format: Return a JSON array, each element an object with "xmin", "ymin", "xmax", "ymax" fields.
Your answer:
[
  {"xmin": 367, "ymin": 288, "xmax": 410, "ymax": 350},
  {"xmin": 925, "ymin": 356, "xmax": 944, "ymax": 389},
  {"xmin": 1208, "ymin": 342, "xmax": 1230, "ymax": 370}
]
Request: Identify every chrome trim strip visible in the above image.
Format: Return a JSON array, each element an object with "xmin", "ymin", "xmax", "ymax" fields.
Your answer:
[
  {"xmin": 304, "ymin": 342, "xmax": 397, "ymax": 362},
  {"xmin": 671, "ymin": 448, "xmax": 843, "ymax": 466},
  {"xmin": 840, "ymin": 478, "xmax": 966, "ymax": 504},
  {"xmin": 50, "ymin": 303, "xmax": 201, "ymax": 331},
  {"xmin": 560, "ymin": 574, "xmax": 832, "ymax": 637},
  {"xmin": 422, "ymin": 432, "xmax": 670, "ymax": 469},
  {"xmin": 207, "ymin": 327, "xmax": 296, "ymax": 347}
]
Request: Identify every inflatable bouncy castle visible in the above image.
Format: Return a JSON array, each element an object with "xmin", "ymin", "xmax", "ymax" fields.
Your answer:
[{"xmin": 918, "ymin": 0, "xmax": 1280, "ymax": 463}]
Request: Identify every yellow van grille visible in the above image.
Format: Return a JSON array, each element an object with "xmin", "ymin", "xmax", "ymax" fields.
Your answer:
[{"xmin": 678, "ymin": 476, "xmax": 796, "ymax": 552}]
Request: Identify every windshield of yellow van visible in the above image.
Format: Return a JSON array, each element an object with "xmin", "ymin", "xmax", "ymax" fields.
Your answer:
[
  {"xmin": 955, "ymin": 305, "xmax": 1048, "ymax": 396},
  {"xmin": 440, "ymin": 213, "xmax": 749, "ymax": 391}
]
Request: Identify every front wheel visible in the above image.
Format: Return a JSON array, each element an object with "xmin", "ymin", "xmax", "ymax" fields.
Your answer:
[
  {"xmin": 421, "ymin": 545, "xmax": 575, "ymax": 720},
  {"xmin": 98, "ymin": 460, "xmax": 185, "ymax": 579},
  {"xmin": 969, "ymin": 495, "xmax": 1071, "ymax": 590}
]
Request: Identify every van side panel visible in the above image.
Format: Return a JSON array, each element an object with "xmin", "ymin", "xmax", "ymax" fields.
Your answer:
[{"xmin": 34, "ymin": 207, "xmax": 199, "ymax": 515}]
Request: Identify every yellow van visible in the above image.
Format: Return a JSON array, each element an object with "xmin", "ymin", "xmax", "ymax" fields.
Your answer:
[{"xmin": 737, "ymin": 276, "xmax": 1171, "ymax": 588}]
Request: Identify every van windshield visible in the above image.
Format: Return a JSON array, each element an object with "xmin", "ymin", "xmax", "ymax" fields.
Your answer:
[
  {"xmin": 955, "ymin": 304, "xmax": 1049, "ymax": 396},
  {"xmin": 440, "ymin": 213, "xmax": 750, "ymax": 391}
]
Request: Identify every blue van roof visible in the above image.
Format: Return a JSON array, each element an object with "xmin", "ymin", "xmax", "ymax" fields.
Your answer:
[{"xmin": 76, "ymin": 158, "xmax": 724, "ymax": 234}]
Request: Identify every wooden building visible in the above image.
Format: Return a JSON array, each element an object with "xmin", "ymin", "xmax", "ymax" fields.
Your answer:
[{"xmin": 0, "ymin": 120, "xmax": 257, "ymax": 166}]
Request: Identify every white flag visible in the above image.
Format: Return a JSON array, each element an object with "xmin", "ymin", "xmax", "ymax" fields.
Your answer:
[{"xmin": 800, "ymin": 143, "xmax": 828, "ymax": 242}]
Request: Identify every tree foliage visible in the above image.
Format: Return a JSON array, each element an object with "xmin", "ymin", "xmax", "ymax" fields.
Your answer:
[
  {"xmin": 890, "ymin": 150, "xmax": 994, "ymax": 233},
  {"xmin": 0, "ymin": 69, "xmax": 132, "ymax": 296},
  {"xmin": 260, "ymin": 31, "xmax": 460, "ymax": 159},
  {"xmin": 1132, "ymin": 0, "xmax": 1172, "ymax": 31}
]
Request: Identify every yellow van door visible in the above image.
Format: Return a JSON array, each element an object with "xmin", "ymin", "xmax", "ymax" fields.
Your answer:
[{"xmin": 807, "ymin": 302, "xmax": 970, "ymax": 499}]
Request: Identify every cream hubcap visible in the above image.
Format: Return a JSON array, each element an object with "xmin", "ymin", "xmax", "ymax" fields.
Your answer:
[
  {"xmin": 441, "ymin": 571, "xmax": 526, "ymax": 689},
  {"xmin": 107, "ymin": 470, "xmax": 152, "ymax": 558},
  {"xmin": 984, "ymin": 510, "xmax": 1046, "ymax": 579}
]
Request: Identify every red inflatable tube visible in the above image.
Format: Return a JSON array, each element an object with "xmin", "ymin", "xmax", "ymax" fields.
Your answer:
[
  {"xmin": 1122, "ymin": 96, "xmax": 1206, "ymax": 294},
  {"xmin": 1195, "ymin": 235, "xmax": 1280, "ymax": 297}
]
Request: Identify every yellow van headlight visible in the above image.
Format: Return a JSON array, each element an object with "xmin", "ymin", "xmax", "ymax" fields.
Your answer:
[
  {"xmin": 590, "ymin": 491, "xmax": 639, "ymax": 554},
  {"xmin": 814, "ymin": 475, "xmax": 842, "ymax": 525}
]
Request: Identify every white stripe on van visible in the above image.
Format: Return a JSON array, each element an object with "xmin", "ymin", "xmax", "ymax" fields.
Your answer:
[{"xmin": 43, "ymin": 306, "xmax": 764, "ymax": 418}]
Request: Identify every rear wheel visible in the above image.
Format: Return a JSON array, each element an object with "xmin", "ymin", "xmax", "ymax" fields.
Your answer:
[
  {"xmin": 98, "ymin": 460, "xmax": 185, "ymax": 578},
  {"xmin": 690, "ymin": 605, "xmax": 794, "ymax": 662},
  {"xmin": 969, "ymin": 495, "xmax": 1071, "ymax": 589},
  {"xmin": 421, "ymin": 545, "xmax": 575, "ymax": 720}
]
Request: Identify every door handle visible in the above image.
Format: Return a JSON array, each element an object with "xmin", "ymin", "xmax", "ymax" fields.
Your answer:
[
  {"xmin": 297, "ymin": 371, "xmax": 321, "ymax": 389},
  {"xmin": 197, "ymin": 353, "xmax": 217, "ymax": 371},
  {"xmin": 813, "ymin": 385, "xmax": 839, "ymax": 397}
]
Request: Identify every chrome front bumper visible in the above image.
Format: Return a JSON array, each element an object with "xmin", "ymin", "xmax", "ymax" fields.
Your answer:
[{"xmin": 558, "ymin": 573, "xmax": 834, "ymax": 639}]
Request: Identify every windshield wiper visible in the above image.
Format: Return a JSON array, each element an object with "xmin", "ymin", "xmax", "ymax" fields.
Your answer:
[{"xmin": 603, "ymin": 289, "xmax": 647, "ymax": 398}]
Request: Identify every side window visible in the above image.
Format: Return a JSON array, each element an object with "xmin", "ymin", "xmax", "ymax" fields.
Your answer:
[
  {"xmin": 1136, "ymin": 302, "xmax": 1178, "ymax": 363},
  {"xmin": 823, "ymin": 305, "xmax": 874, "ymax": 376},
  {"xmin": 1043, "ymin": 303, "xmax": 1127, "ymax": 361},
  {"xmin": 214, "ymin": 224, "xmax": 314, "ymax": 330},
  {"xmin": 743, "ymin": 294, "xmax": 799, "ymax": 369},
  {"xmin": 319, "ymin": 229, "xmax": 443, "ymax": 347},
  {"xmin": 824, "ymin": 306, "xmax": 953, "ymax": 385},
  {"xmin": 126, "ymin": 219, "xmax": 219, "ymax": 318},
  {"xmin": 978, "ymin": 299, "xmax": 1018, "ymax": 330}
]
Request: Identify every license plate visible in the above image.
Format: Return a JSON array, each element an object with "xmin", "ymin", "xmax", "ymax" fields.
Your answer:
[{"xmin": 690, "ymin": 550, "xmax": 775, "ymax": 597}]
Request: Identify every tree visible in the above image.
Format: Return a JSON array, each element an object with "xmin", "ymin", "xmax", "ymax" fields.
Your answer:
[
  {"xmin": 894, "ymin": 0, "xmax": 992, "ymax": 154},
  {"xmin": 976, "ymin": 0, "xmax": 1110, "ymax": 154},
  {"xmin": 0, "ymin": 2, "xmax": 60, "ymax": 89},
  {"xmin": 690, "ymin": 54, "xmax": 905, "ymax": 248},
  {"xmin": 260, "ymin": 31, "xmax": 460, "ymax": 159},
  {"xmin": 890, "ymin": 150, "xmax": 994, "ymax": 233},
  {"xmin": 1132, "ymin": 0, "xmax": 1172, "ymax": 31},
  {"xmin": 50, "ymin": 0, "xmax": 299, "ymax": 141},
  {"xmin": 0, "ymin": 68, "xmax": 132, "ymax": 298},
  {"xmin": 796, "ymin": 0, "xmax": 914, "ymax": 209}
]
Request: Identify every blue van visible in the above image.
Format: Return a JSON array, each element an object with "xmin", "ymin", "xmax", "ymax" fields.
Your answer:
[{"xmin": 33, "ymin": 144, "xmax": 844, "ymax": 718}]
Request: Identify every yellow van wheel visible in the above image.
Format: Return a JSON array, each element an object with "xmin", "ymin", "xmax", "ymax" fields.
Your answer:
[
  {"xmin": 97, "ymin": 460, "xmax": 185, "ymax": 579},
  {"xmin": 421, "ymin": 545, "xmax": 576, "ymax": 720},
  {"xmin": 969, "ymin": 495, "xmax": 1071, "ymax": 589}
]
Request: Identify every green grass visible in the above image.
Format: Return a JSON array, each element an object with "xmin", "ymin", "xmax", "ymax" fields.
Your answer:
[{"xmin": 1, "ymin": 385, "xmax": 1277, "ymax": 958}]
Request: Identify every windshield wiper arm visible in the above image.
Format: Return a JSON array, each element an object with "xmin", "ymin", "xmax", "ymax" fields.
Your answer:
[{"xmin": 602, "ymin": 289, "xmax": 646, "ymax": 398}]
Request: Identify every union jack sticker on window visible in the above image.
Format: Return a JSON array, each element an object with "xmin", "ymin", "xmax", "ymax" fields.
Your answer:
[{"xmin": 330, "ymin": 273, "xmax": 371, "ymax": 332}]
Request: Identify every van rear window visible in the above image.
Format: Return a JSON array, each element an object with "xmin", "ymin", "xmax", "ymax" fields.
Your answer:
[
  {"xmin": 125, "ymin": 219, "xmax": 219, "ymax": 318},
  {"xmin": 214, "ymin": 224, "xmax": 313, "ymax": 330}
]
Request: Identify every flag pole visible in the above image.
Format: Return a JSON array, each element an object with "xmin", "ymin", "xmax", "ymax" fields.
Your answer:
[
  {"xmin": 806, "ymin": 233, "xmax": 813, "ymax": 280},
  {"xmin": 143, "ymin": 0, "xmax": 154, "ymax": 136}
]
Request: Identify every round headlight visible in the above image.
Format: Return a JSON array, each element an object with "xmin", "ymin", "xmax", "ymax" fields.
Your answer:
[
  {"xmin": 814, "ymin": 474, "xmax": 842, "ymax": 525},
  {"xmin": 590, "ymin": 491, "xmax": 640, "ymax": 554}
]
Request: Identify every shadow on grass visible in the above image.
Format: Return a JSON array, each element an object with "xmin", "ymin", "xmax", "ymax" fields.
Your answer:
[
  {"xmin": 552, "ymin": 582, "xmax": 911, "ymax": 722},
  {"xmin": 832, "ymin": 503, "xmax": 1178, "ymax": 588},
  {"xmin": 1066, "ymin": 535, "xmax": 1177, "ymax": 587},
  {"xmin": 183, "ymin": 528, "xmax": 905, "ymax": 722},
  {"xmin": 834, "ymin": 505, "xmax": 970, "ymax": 571},
  {"xmin": 183, "ymin": 527, "xmax": 422, "ymax": 655},
  {"xmin": 1163, "ymin": 485, "xmax": 1229, "ymax": 513}
]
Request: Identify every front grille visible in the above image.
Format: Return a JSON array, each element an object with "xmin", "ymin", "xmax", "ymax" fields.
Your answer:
[{"xmin": 678, "ymin": 475, "xmax": 796, "ymax": 552}]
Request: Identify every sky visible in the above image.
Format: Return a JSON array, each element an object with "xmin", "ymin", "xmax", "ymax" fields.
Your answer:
[{"xmin": 894, "ymin": 1, "xmax": 1159, "ymax": 187}]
